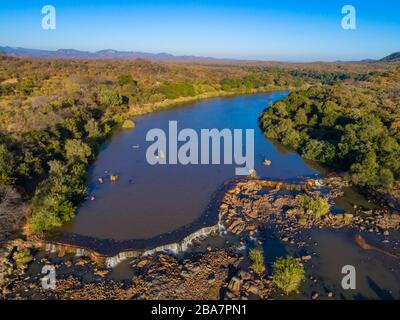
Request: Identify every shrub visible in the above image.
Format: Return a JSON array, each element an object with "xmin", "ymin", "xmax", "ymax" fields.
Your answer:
[
  {"xmin": 117, "ymin": 74, "xmax": 134, "ymax": 86},
  {"xmin": 84, "ymin": 118, "xmax": 101, "ymax": 138},
  {"xmin": 249, "ymin": 248, "xmax": 266, "ymax": 275},
  {"xmin": 301, "ymin": 139, "xmax": 336, "ymax": 164},
  {"xmin": 99, "ymin": 88, "xmax": 123, "ymax": 107},
  {"xmin": 65, "ymin": 139, "xmax": 92, "ymax": 164},
  {"xmin": 28, "ymin": 160, "xmax": 86, "ymax": 232},
  {"xmin": 13, "ymin": 249, "xmax": 33, "ymax": 269},
  {"xmin": 0, "ymin": 144, "xmax": 16, "ymax": 185},
  {"xmin": 159, "ymin": 82, "xmax": 195, "ymax": 99},
  {"xmin": 297, "ymin": 195, "xmax": 330, "ymax": 218},
  {"xmin": 122, "ymin": 119, "xmax": 135, "ymax": 129},
  {"xmin": 272, "ymin": 256, "xmax": 305, "ymax": 295}
]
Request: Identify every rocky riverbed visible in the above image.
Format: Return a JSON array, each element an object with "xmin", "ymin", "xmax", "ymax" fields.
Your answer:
[{"xmin": 1, "ymin": 175, "xmax": 399, "ymax": 300}]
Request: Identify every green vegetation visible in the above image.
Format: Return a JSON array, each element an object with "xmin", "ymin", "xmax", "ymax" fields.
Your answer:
[
  {"xmin": 249, "ymin": 248, "xmax": 266, "ymax": 275},
  {"xmin": 122, "ymin": 119, "xmax": 135, "ymax": 129},
  {"xmin": 261, "ymin": 67, "xmax": 400, "ymax": 200},
  {"xmin": 3, "ymin": 55, "xmax": 326, "ymax": 235},
  {"xmin": 13, "ymin": 249, "xmax": 33, "ymax": 269},
  {"xmin": 272, "ymin": 256, "xmax": 305, "ymax": 295},
  {"xmin": 297, "ymin": 195, "xmax": 330, "ymax": 218},
  {"xmin": 159, "ymin": 82, "xmax": 196, "ymax": 99},
  {"xmin": 0, "ymin": 53, "xmax": 397, "ymax": 237}
]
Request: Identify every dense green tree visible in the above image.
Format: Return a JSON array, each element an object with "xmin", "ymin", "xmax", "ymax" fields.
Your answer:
[
  {"xmin": 64, "ymin": 139, "xmax": 92, "ymax": 164},
  {"xmin": 0, "ymin": 144, "xmax": 15, "ymax": 185}
]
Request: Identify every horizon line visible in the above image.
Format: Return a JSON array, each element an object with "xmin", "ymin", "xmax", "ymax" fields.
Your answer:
[{"xmin": 0, "ymin": 44, "xmax": 397, "ymax": 64}]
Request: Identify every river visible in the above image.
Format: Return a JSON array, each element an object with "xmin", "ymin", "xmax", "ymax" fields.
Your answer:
[
  {"xmin": 60, "ymin": 92, "xmax": 322, "ymax": 243},
  {"xmin": 48, "ymin": 92, "xmax": 400, "ymax": 299}
]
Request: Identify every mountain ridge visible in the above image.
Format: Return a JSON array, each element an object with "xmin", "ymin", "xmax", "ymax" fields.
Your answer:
[
  {"xmin": 0, "ymin": 46, "xmax": 223, "ymax": 61},
  {"xmin": 380, "ymin": 52, "xmax": 400, "ymax": 62},
  {"xmin": 1, "ymin": 45, "xmax": 399, "ymax": 63}
]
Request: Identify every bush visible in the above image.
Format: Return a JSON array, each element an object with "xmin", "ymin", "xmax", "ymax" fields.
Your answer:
[
  {"xmin": 0, "ymin": 144, "xmax": 16, "ymax": 185},
  {"xmin": 122, "ymin": 119, "xmax": 135, "ymax": 129},
  {"xmin": 65, "ymin": 139, "xmax": 92, "ymax": 164},
  {"xmin": 13, "ymin": 249, "xmax": 33, "ymax": 269},
  {"xmin": 117, "ymin": 74, "xmax": 135, "ymax": 86},
  {"xmin": 297, "ymin": 195, "xmax": 330, "ymax": 218},
  {"xmin": 28, "ymin": 160, "xmax": 86, "ymax": 232},
  {"xmin": 159, "ymin": 82, "xmax": 195, "ymax": 99},
  {"xmin": 99, "ymin": 88, "xmax": 123, "ymax": 107},
  {"xmin": 272, "ymin": 256, "xmax": 305, "ymax": 295},
  {"xmin": 301, "ymin": 139, "xmax": 336, "ymax": 164},
  {"xmin": 249, "ymin": 248, "xmax": 266, "ymax": 275}
]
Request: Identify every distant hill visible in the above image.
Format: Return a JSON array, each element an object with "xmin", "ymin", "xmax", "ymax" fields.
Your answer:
[
  {"xmin": 380, "ymin": 52, "xmax": 400, "ymax": 62},
  {"xmin": 0, "ymin": 46, "xmax": 220, "ymax": 61},
  {"xmin": 1, "ymin": 45, "xmax": 399, "ymax": 63}
]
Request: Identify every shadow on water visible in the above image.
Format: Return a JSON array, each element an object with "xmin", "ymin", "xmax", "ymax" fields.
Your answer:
[
  {"xmin": 298, "ymin": 228, "xmax": 400, "ymax": 300},
  {"xmin": 366, "ymin": 276, "xmax": 395, "ymax": 300},
  {"xmin": 262, "ymin": 231, "xmax": 288, "ymax": 268}
]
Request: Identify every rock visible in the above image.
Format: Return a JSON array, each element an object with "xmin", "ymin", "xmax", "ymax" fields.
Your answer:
[
  {"xmin": 109, "ymin": 174, "xmax": 119, "ymax": 182},
  {"xmin": 301, "ymin": 255, "xmax": 312, "ymax": 262},
  {"xmin": 94, "ymin": 269, "xmax": 109, "ymax": 277},
  {"xmin": 228, "ymin": 219, "xmax": 245, "ymax": 234},
  {"xmin": 246, "ymin": 285, "xmax": 259, "ymax": 295},
  {"xmin": 298, "ymin": 218, "xmax": 307, "ymax": 226},
  {"xmin": 136, "ymin": 259, "xmax": 150, "ymax": 268},
  {"xmin": 311, "ymin": 292, "xmax": 319, "ymax": 300},
  {"xmin": 263, "ymin": 159, "xmax": 272, "ymax": 166},
  {"xmin": 228, "ymin": 276, "xmax": 242, "ymax": 294},
  {"xmin": 75, "ymin": 258, "xmax": 88, "ymax": 266},
  {"xmin": 206, "ymin": 245, "xmax": 212, "ymax": 252},
  {"xmin": 238, "ymin": 270, "xmax": 252, "ymax": 281},
  {"xmin": 244, "ymin": 209, "xmax": 258, "ymax": 219},
  {"xmin": 224, "ymin": 290, "xmax": 237, "ymax": 300},
  {"xmin": 383, "ymin": 230, "xmax": 389, "ymax": 236}
]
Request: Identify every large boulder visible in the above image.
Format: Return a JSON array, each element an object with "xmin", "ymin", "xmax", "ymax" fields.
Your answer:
[{"xmin": 228, "ymin": 276, "xmax": 242, "ymax": 294}]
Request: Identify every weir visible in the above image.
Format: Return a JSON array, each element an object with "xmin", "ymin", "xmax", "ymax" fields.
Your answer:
[{"xmin": 43, "ymin": 221, "xmax": 223, "ymax": 268}]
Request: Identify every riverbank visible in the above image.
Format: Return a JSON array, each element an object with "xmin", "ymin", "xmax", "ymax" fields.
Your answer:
[{"xmin": 127, "ymin": 86, "xmax": 297, "ymax": 117}]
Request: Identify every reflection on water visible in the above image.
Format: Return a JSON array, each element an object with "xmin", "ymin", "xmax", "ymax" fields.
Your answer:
[
  {"xmin": 333, "ymin": 187, "xmax": 379, "ymax": 215},
  {"xmin": 61, "ymin": 92, "xmax": 320, "ymax": 240}
]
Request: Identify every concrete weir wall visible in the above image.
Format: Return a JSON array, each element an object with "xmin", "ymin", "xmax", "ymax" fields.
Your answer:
[{"xmin": 40, "ymin": 223, "xmax": 223, "ymax": 268}]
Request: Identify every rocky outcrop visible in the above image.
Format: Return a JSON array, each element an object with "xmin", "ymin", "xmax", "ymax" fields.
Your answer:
[{"xmin": 218, "ymin": 177, "xmax": 399, "ymax": 241}]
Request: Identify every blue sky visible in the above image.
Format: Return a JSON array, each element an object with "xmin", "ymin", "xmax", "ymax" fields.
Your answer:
[{"xmin": 0, "ymin": 0, "xmax": 399, "ymax": 61}]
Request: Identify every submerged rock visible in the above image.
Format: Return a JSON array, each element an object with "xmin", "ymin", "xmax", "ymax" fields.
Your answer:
[
  {"xmin": 109, "ymin": 174, "xmax": 119, "ymax": 182},
  {"xmin": 263, "ymin": 159, "xmax": 272, "ymax": 166}
]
